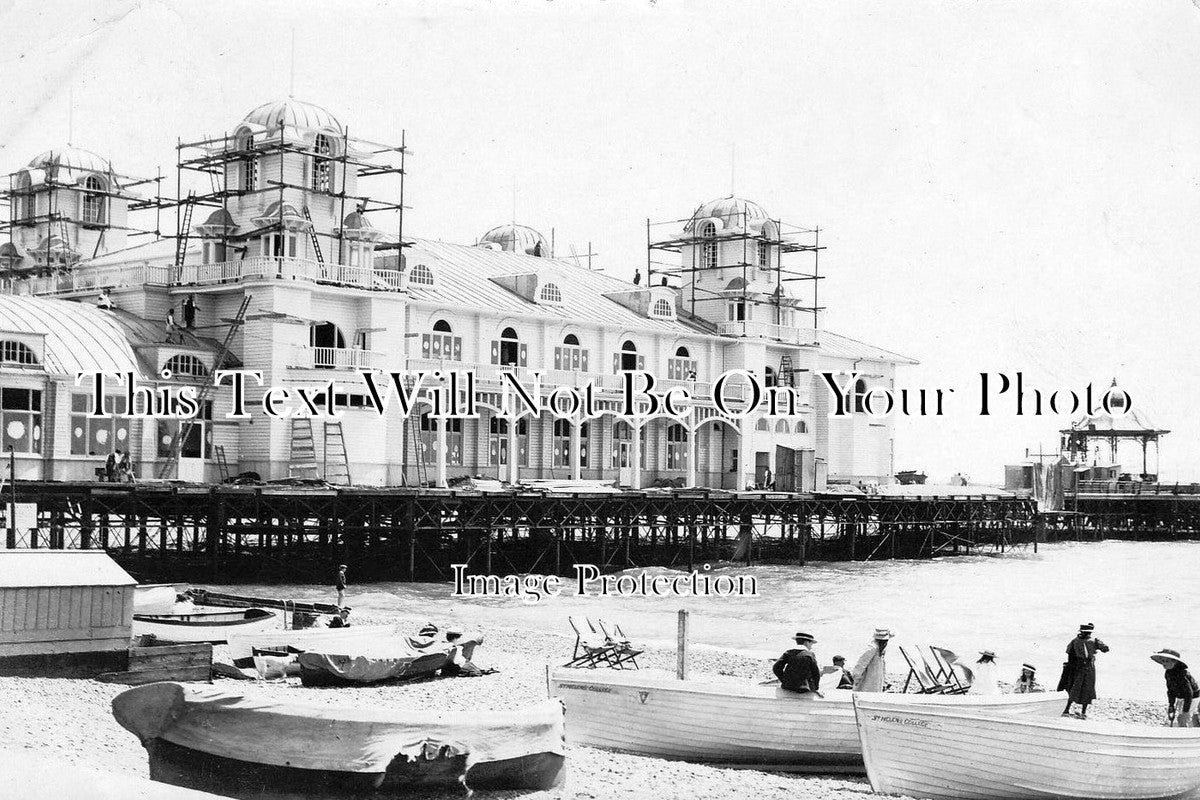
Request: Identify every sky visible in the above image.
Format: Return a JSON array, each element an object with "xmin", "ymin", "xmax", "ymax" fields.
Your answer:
[{"xmin": 1, "ymin": 0, "xmax": 1198, "ymax": 484}]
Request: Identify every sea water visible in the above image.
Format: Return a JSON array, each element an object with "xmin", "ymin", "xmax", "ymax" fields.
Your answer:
[{"xmin": 215, "ymin": 540, "xmax": 1200, "ymax": 701}]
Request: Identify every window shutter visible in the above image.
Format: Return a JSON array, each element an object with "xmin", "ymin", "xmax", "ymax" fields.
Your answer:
[
  {"xmin": 553, "ymin": 347, "xmax": 562, "ymax": 369},
  {"xmin": 490, "ymin": 341, "xmax": 500, "ymax": 364},
  {"xmin": 421, "ymin": 334, "xmax": 431, "ymax": 357},
  {"xmin": 667, "ymin": 360, "xmax": 677, "ymax": 381},
  {"xmin": 518, "ymin": 344, "xmax": 528, "ymax": 366},
  {"xmin": 637, "ymin": 355, "xmax": 645, "ymax": 371},
  {"xmin": 453, "ymin": 338, "xmax": 462, "ymax": 360},
  {"xmin": 580, "ymin": 350, "xmax": 588, "ymax": 371},
  {"xmin": 431, "ymin": 335, "xmax": 442, "ymax": 358}
]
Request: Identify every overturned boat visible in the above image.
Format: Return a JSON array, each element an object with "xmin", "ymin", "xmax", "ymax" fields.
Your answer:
[
  {"xmin": 854, "ymin": 695, "xmax": 1200, "ymax": 799},
  {"xmin": 225, "ymin": 624, "xmax": 400, "ymax": 667},
  {"xmin": 132, "ymin": 609, "xmax": 277, "ymax": 644},
  {"xmin": 549, "ymin": 667, "xmax": 1067, "ymax": 772},
  {"xmin": 113, "ymin": 682, "xmax": 565, "ymax": 796}
]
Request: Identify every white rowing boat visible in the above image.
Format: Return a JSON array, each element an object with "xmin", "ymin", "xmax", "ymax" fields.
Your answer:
[
  {"xmin": 548, "ymin": 667, "xmax": 1066, "ymax": 772},
  {"xmin": 132, "ymin": 609, "xmax": 277, "ymax": 644},
  {"xmin": 225, "ymin": 624, "xmax": 400, "ymax": 665},
  {"xmin": 854, "ymin": 695, "xmax": 1200, "ymax": 799}
]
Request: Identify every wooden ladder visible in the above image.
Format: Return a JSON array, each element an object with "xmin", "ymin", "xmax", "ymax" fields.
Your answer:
[
  {"xmin": 175, "ymin": 191, "xmax": 196, "ymax": 267},
  {"xmin": 302, "ymin": 205, "xmax": 324, "ymax": 265},
  {"xmin": 322, "ymin": 421, "xmax": 351, "ymax": 485},
  {"xmin": 288, "ymin": 417, "xmax": 322, "ymax": 480},
  {"xmin": 779, "ymin": 354, "xmax": 795, "ymax": 388},
  {"xmin": 214, "ymin": 445, "xmax": 230, "ymax": 482},
  {"xmin": 406, "ymin": 406, "xmax": 427, "ymax": 487}
]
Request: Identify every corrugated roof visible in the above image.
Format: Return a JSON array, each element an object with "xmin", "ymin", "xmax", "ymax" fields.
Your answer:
[
  {"xmin": 400, "ymin": 238, "xmax": 703, "ymax": 335},
  {"xmin": 0, "ymin": 550, "xmax": 136, "ymax": 588},
  {"xmin": 816, "ymin": 330, "xmax": 919, "ymax": 365},
  {"xmin": 242, "ymin": 99, "xmax": 344, "ymax": 134},
  {"xmin": 26, "ymin": 145, "xmax": 115, "ymax": 177},
  {"xmin": 0, "ymin": 295, "xmax": 142, "ymax": 376},
  {"xmin": 85, "ymin": 237, "xmax": 195, "ymax": 267}
]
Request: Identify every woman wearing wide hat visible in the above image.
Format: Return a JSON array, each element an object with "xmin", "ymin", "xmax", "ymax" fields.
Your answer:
[
  {"xmin": 968, "ymin": 650, "xmax": 1001, "ymax": 695},
  {"xmin": 1152, "ymin": 648, "xmax": 1199, "ymax": 727},
  {"xmin": 1061, "ymin": 623, "xmax": 1109, "ymax": 719}
]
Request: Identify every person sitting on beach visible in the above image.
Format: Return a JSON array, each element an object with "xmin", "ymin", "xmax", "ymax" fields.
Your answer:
[
  {"xmin": 442, "ymin": 627, "xmax": 491, "ymax": 677},
  {"xmin": 852, "ymin": 628, "xmax": 893, "ymax": 693},
  {"xmin": 773, "ymin": 632, "xmax": 822, "ymax": 695},
  {"xmin": 831, "ymin": 655, "xmax": 854, "ymax": 689},
  {"xmin": 327, "ymin": 607, "xmax": 351, "ymax": 628},
  {"xmin": 1062, "ymin": 623, "xmax": 1109, "ymax": 719},
  {"xmin": 1152, "ymin": 648, "xmax": 1199, "ymax": 727},
  {"xmin": 1014, "ymin": 663, "xmax": 1040, "ymax": 693},
  {"xmin": 969, "ymin": 650, "xmax": 1001, "ymax": 695}
]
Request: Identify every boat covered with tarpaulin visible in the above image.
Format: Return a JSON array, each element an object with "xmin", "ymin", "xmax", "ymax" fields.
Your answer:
[
  {"xmin": 112, "ymin": 682, "xmax": 567, "ymax": 796},
  {"xmin": 297, "ymin": 636, "xmax": 459, "ymax": 686}
]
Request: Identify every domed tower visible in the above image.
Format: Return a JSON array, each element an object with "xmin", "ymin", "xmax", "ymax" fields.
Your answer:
[
  {"xmin": 478, "ymin": 224, "xmax": 549, "ymax": 257},
  {"xmin": 1, "ymin": 145, "xmax": 129, "ymax": 275},
  {"xmin": 670, "ymin": 195, "xmax": 790, "ymax": 329}
]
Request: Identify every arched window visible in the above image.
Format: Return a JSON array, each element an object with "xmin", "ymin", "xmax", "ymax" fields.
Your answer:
[
  {"xmin": 564, "ymin": 333, "xmax": 579, "ymax": 346},
  {"xmin": 424, "ymin": 319, "xmax": 460, "ymax": 360},
  {"xmin": 310, "ymin": 322, "xmax": 346, "ymax": 369},
  {"xmin": 163, "ymin": 354, "xmax": 208, "ymax": 379},
  {"xmin": 854, "ymin": 378, "xmax": 868, "ymax": 413},
  {"xmin": 240, "ymin": 133, "xmax": 258, "ymax": 192},
  {"xmin": 700, "ymin": 221, "xmax": 717, "ymax": 269},
  {"xmin": 408, "ymin": 263, "xmax": 434, "ymax": 286},
  {"xmin": 499, "ymin": 326, "xmax": 520, "ymax": 366},
  {"xmin": 0, "ymin": 341, "xmax": 38, "ymax": 366},
  {"xmin": 667, "ymin": 346, "xmax": 697, "ymax": 381},
  {"xmin": 764, "ymin": 366, "xmax": 777, "ymax": 388},
  {"xmin": 14, "ymin": 172, "xmax": 32, "ymax": 221},
  {"xmin": 433, "ymin": 319, "xmax": 452, "ymax": 333},
  {"xmin": 756, "ymin": 418, "xmax": 770, "ymax": 431},
  {"xmin": 775, "ymin": 419, "xmax": 789, "ymax": 433},
  {"xmin": 620, "ymin": 340, "xmax": 638, "ymax": 372},
  {"xmin": 312, "ymin": 134, "xmax": 333, "ymax": 192},
  {"xmin": 797, "ymin": 420, "xmax": 808, "ymax": 434},
  {"xmin": 652, "ymin": 298, "xmax": 673, "ymax": 317},
  {"xmin": 82, "ymin": 176, "xmax": 105, "ymax": 225},
  {"xmin": 540, "ymin": 283, "xmax": 562, "ymax": 303},
  {"xmin": 675, "ymin": 346, "xmax": 690, "ymax": 358},
  {"xmin": 666, "ymin": 423, "xmax": 688, "ymax": 470}
]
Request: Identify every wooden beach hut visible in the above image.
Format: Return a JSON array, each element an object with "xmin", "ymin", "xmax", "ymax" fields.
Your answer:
[{"xmin": 0, "ymin": 550, "xmax": 135, "ymax": 670}]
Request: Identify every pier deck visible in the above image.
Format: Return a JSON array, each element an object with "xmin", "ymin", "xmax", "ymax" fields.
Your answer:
[{"xmin": 3, "ymin": 482, "xmax": 1037, "ymax": 583}]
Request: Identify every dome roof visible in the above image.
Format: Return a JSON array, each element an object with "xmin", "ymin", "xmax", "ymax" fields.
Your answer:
[
  {"xmin": 26, "ymin": 145, "xmax": 115, "ymax": 178},
  {"xmin": 242, "ymin": 99, "xmax": 344, "ymax": 134},
  {"xmin": 685, "ymin": 195, "xmax": 772, "ymax": 232},
  {"xmin": 479, "ymin": 224, "xmax": 548, "ymax": 257},
  {"xmin": 0, "ymin": 295, "xmax": 140, "ymax": 376}
]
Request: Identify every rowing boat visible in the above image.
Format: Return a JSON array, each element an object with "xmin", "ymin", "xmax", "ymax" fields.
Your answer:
[
  {"xmin": 225, "ymin": 624, "xmax": 399, "ymax": 666},
  {"xmin": 549, "ymin": 667, "xmax": 1066, "ymax": 772},
  {"xmin": 187, "ymin": 588, "xmax": 339, "ymax": 615},
  {"xmin": 112, "ymin": 682, "xmax": 567, "ymax": 796},
  {"xmin": 854, "ymin": 695, "xmax": 1200, "ymax": 799},
  {"xmin": 132, "ymin": 609, "xmax": 277, "ymax": 644}
]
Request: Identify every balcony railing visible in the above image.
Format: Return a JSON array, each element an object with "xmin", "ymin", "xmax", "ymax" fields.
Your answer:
[
  {"xmin": 2, "ymin": 256, "xmax": 404, "ymax": 296},
  {"xmin": 294, "ymin": 345, "xmax": 385, "ymax": 370},
  {"xmin": 718, "ymin": 320, "xmax": 816, "ymax": 346}
]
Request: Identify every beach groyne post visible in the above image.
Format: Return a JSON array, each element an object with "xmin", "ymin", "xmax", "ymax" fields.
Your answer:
[{"xmin": 676, "ymin": 608, "xmax": 688, "ymax": 680}]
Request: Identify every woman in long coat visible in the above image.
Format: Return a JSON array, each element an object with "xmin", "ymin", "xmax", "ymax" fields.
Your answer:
[{"xmin": 1063, "ymin": 623, "xmax": 1109, "ymax": 719}]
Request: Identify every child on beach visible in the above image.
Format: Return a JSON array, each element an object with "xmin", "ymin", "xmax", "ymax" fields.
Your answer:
[
  {"xmin": 335, "ymin": 564, "xmax": 347, "ymax": 607},
  {"xmin": 1014, "ymin": 663, "xmax": 1040, "ymax": 693},
  {"xmin": 1152, "ymin": 648, "xmax": 1199, "ymax": 727}
]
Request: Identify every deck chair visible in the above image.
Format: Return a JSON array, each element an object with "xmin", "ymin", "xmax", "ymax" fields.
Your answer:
[
  {"xmin": 926, "ymin": 646, "xmax": 969, "ymax": 693},
  {"xmin": 929, "ymin": 645, "xmax": 972, "ymax": 692},
  {"xmin": 564, "ymin": 616, "xmax": 619, "ymax": 668},
  {"xmin": 596, "ymin": 619, "xmax": 643, "ymax": 670},
  {"xmin": 899, "ymin": 645, "xmax": 950, "ymax": 693}
]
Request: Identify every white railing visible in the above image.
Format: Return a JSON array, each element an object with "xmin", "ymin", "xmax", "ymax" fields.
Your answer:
[
  {"xmin": 718, "ymin": 320, "xmax": 816, "ymax": 346},
  {"xmin": 5, "ymin": 256, "xmax": 404, "ymax": 296},
  {"xmin": 294, "ymin": 345, "xmax": 384, "ymax": 370}
]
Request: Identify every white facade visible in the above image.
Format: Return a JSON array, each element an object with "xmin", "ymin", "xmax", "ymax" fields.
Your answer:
[{"xmin": 0, "ymin": 99, "xmax": 915, "ymax": 491}]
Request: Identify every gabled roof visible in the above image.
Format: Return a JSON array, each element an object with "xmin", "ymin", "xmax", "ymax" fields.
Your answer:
[
  {"xmin": 816, "ymin": 330, "xmax": 919, "ymax": 365},
  {"xmin": 0, "ymin": 550, "xmax": 135, "ymax": 588}
]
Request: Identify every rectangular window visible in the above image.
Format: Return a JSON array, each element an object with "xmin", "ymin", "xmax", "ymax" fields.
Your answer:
[
  {"xmin": 552, "ymin": 419, "xmax": 571, "ymax": 468},
  {"xmin": 157, "ymin": 400, "xmax": 213, "ymax": 460},
  {"xmin": 421, "ymin": 333, "xmax": 463, "ymax": 361},
  {"xmin": 1, "ymin": 387, "xmax": 41, "ymax": 453},
  {"xmin": 667, "ymin": 358, "xmax": 698, "ymax": 381},
  {"xmin": 757, "ymin": 240, "xmax": 770, "ymax": 268},
  {"xmin": 728, "ymin": 301, "xmax": 745, "ymax": 322},
  {"xmin": 553, "ymin": 345, "xmax": 589, "ymax": 372},
  {"xmin": 287, "ymin": 234, "xmax": 298, "ymax": 258},
  {"xmin": 666, "ymin": 425, "xmax": 688, "ymax": 470},
  {"xmin": 419, "ymin": 416, "xmax": 463, "ymax": 466},
  {"xmin": 70, "ymin": 393, "xmax": 132, "ymax": 456}
]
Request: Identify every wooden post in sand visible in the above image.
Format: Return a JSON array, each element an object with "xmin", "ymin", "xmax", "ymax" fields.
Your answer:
[{"xmin": 676, "ymin": 609, "xmax": 689, "ymax": 680}]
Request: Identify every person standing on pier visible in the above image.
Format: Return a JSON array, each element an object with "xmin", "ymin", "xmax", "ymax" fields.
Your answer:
[
  {"xmin": 1151, "ymin": 648, "xmax": 1198, "ymax": 727},
  {"xmin": 335, "ymin": 564, "xmax": 348, "ymax": 607},
  {"xmin": 852, "ymin": 628, "xmax": 894, "ymax": 693},
  {"xmin": 1062, "ymin": 623, "xmax": 1109, "ymax": 719},
  {"xmin": 773, "ymin": 632, "xmax": 823, "ymax": 695}
]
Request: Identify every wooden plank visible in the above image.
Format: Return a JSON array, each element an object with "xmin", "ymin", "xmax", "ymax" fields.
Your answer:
[
  {"xmin": 129, "ymin": 643, "xmax": 212, "ymax": 660},
  {"xmin": 96, "ymin": 665, "xmax": 211, "ymax": 685},
  {"xmin": 128, "ymin": 644, "xmax": 213, "ymax": 672}
]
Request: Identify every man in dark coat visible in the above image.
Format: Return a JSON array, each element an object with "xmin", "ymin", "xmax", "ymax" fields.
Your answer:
[
  {"xmin": 773, "ymin": 632, "xmax": 822, "ymax": 695},
  {"xmin": 1062, "ymin": 623, "xmax": 1109, "ymax": 719}
]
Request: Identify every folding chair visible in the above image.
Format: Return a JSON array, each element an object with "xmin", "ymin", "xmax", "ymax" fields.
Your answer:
[
  {"xmin": 596, "ymin": 619, "xmax": 643, "ymax": 670},
  {"xmin": 563, "ymin": 616, "xmax": 619, "ymax": 668},
  {"xmin": 899, "ymin": 645, "xmax": 950, "ymax": 693},
  {"xmin": 929, "ymin": 645, "xmax": 972, "ymax": 693}
]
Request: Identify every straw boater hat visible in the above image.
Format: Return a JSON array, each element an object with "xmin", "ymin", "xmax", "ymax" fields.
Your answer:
[
  {"xmin": 793, "ymin": 632, "xmax": 816, "ymax": 644},
  {"xmin": 1079, "ymin": 623, "xmax": 1095, "ymax": 635},
  {"xmin": 978, "ymin": 650, "xmax": 996, "ymax": 660},
  {"xmin": 1022, "ymin": 663, "xmax": 1037, "ymax": 673},
  {"xmin": 873, "ymin": 628, "xmax": 895, "ymax": 641},
  {"xmin": 1151, "ymin": 649, "xmax": 1187, "ymax": 668}
]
